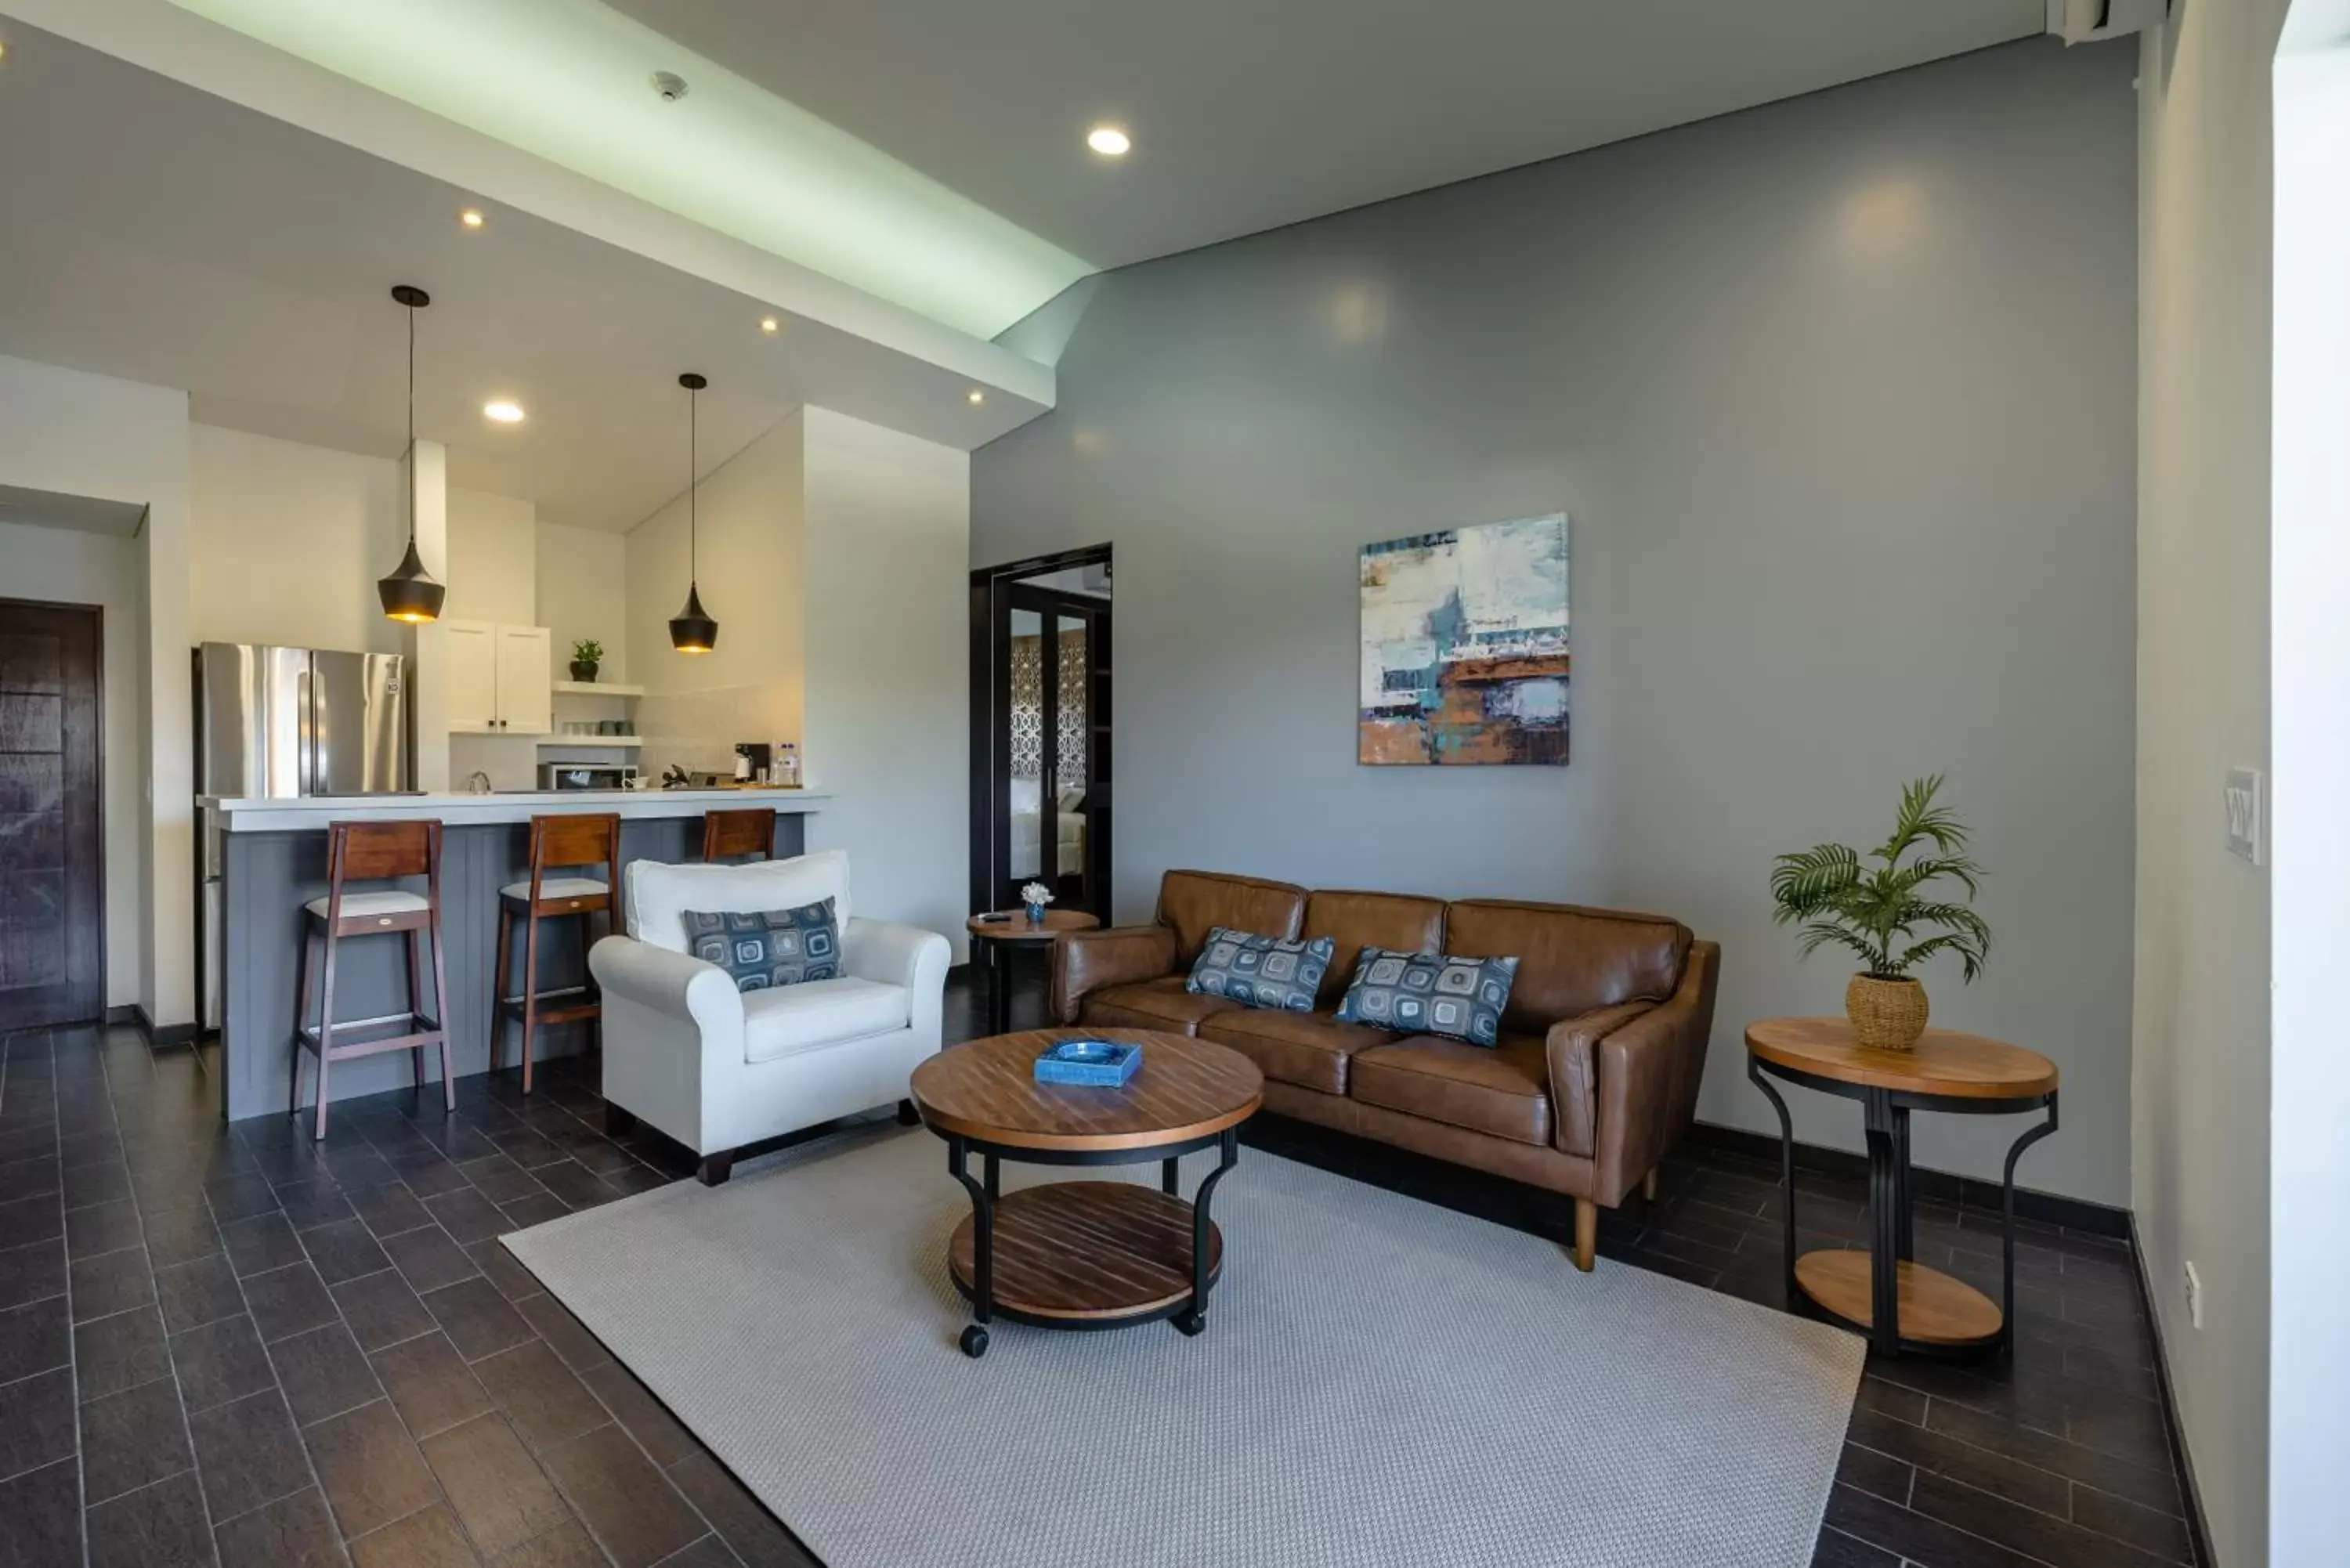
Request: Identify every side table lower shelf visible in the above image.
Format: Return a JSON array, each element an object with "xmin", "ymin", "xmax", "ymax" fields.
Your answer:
[{"xmin": 1794, "ymin": 1250, "xmax": 2002, "ymax": 1348}]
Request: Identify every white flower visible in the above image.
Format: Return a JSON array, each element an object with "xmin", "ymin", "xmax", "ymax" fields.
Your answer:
[{"xmin": 1020, "ymin": 882, "xmax": 1055, "ymax": 906}]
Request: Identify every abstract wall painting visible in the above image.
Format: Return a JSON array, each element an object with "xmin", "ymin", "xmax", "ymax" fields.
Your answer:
[{"xmin": 1358, "ymin": 512, "xmax": 1570, "ymax": 765}]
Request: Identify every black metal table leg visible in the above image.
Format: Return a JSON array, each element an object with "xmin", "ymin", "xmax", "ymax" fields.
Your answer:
[
  {"xmin": 985, "ymin": 939, "xmax": 1010, "ymax": 1035},
  {"xmin": 1748, "ymin": 1056, "xmax": 1799, "ymax": 1308},
  {"xmin": 1893, "ymin": 1105, "xmax": 1914, "ymax": 1262},
  {"xmin": 983, "ymin": 1152, "xmax": 1000, "ymax": 1201},
  {"xmin": 1161, "ymin": 1156, "xmax": 1179, "ymax": 1195},
  {"xmin": 2000, "ymin": 1092, "xmax": 2059, "ymax": 1353},
  {"xmin": 1175, "ymin": 1128, "xmax": 1238, "ymax": 1337},
  {"xmin": 948, "ymin": 1136, "xmax": 994, "ymax": 1357},
  {"xmin": 1862, "ymin": 1087, "xmax": 1901, "ymax": 1356}
]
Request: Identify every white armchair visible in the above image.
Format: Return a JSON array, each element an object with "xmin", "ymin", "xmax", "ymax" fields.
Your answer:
[{"xmin": 588, "ymin": 850, "xmax": 950, "ymax": 1184}]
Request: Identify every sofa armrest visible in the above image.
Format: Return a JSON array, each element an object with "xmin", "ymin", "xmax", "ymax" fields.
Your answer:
[
  {"xmin": 1590, "ymin": 940, "xmax": 1721, "ymax": 1206},
  {"xmin": 843, "ymin": 917, "xmax": 951, "ymax": 1044},
  {"xmin": 1050, "ymin": 924, "xmax": 1179, "ymax": 1024},
  {"xmin": 589, "ymin": 938, "xmax": 744, "ymax": 1039},
  {"xmin": 1543, "ymin": 1001, "xmax": 1659, "ymax": 1159}
]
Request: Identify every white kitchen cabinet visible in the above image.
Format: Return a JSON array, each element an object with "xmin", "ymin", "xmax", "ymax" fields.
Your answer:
[
  {"xmin": 494, "ymin": 625, "xmax": 553, "ymax": 735},
  {"xmin": 435, "ymin": 620, "xmax": 551, "ymax": 734}
]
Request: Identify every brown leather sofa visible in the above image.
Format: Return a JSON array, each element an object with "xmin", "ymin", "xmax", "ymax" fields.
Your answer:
[{"xmin": 1051, "ymin": 870, "xmax": 1719, "ymax": 1270}]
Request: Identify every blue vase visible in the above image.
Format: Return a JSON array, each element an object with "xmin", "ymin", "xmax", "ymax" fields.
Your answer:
[{"xmin": 1025, "ymin": 901, "xmax": 1047, "ymax": 925}]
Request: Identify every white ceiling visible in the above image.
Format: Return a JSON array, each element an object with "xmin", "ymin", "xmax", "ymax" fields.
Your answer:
[
  {"xmin": 605, "ymin": 0, "xmax": 2046, "ymax": 271},
  {"xmin": 0, "ymin": 19, "xmax": 1047, "ymax": 533}
]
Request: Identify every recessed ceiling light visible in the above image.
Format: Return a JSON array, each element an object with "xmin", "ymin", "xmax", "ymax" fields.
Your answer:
[
  {"xmin": 483, "ymin": 399, "xmax": 526, "ymax": 425},
  {"xmin": 966, "ymin": 389, "xmax": 985, "ymax": 406},
  {"xmin": 458, "ymin": 208, "xmax": 486, "ymax": 229},
  {"xmin": 1086, "ymin": 125, "xmax": 1131, "ymax": 157},
  {"xmin": 760, "ymin": 316, "xmax": 780, "ymax": 334}
]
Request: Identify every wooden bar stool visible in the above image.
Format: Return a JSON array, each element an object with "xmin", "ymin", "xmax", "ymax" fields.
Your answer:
[
  {"xmin": 493, "ymin": 813, "xmax": 620, "ymax": 1094},
  {"xmin": 291, "ymin": 820, "xmax": 453, "ymax": 1140},
  {"xmin": 701, "ymin": 807, "xmax": 778, "ymax": 863}
]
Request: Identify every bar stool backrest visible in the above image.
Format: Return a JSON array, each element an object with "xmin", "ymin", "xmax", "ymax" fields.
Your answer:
[
  {"xmin": 527, "ymin": 813, "xmax": 621, "ymax": 899},
  {"xmin": 701, "ymin": 807, "xmax": 777, "ymax": 863},
  {"xmin": 324, "ymin": 820, "xmax": 441, "ymax": 916}
]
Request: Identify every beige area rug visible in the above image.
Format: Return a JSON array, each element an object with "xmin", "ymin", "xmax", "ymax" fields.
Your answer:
[{"xmin": 504, "ymin": 1123, "xmax": 1863, "ymax": 1568}]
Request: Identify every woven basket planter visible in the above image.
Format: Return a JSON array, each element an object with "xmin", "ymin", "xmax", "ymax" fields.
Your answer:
[{"xmin": 1846, "ymin": 974, "xmax": 1928, "ymax": 1051}]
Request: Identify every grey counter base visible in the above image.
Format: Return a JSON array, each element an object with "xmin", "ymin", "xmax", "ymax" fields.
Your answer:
[{"xmin": 219, "ymin": 815, "xmax": 807, "ymax": 1123}]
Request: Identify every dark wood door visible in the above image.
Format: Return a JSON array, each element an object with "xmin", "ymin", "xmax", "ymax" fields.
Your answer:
[{"xmin": 0, "ymin": 601, "xmax": 103, "ymax": 1031}]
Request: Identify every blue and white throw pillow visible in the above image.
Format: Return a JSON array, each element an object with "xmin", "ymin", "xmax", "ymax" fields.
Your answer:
[
  {"xmin": 1335, "ymin": 946, "xmax": 1520, "ymax": 1046},
  {"xmin": 682, "ymin": 898, "xmax": 841, "ymax": 992},
  {"xmin": 1184, "ymin": 927, "xmax": 1335, "ymax": 1013}
]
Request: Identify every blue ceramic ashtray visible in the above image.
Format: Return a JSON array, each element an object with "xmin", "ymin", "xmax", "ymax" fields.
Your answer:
[{"xmin": 1034, "ymin": 1039, "xmax": 1141, "ymax": 1088}]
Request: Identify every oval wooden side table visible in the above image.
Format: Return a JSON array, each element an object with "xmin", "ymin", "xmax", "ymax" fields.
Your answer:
[
  {"xmin": 1744, "ymin": 1017, "xmax": 2059, "ymax": 1357},
  {"xmin": 965, "ymin": 909, "xmax": 1100, "ymax": 1034}
]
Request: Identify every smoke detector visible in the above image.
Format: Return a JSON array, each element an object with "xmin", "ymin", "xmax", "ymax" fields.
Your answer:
[{"xmin": 650, "ymin": 70, "xmax": 689, "ymax": 103}]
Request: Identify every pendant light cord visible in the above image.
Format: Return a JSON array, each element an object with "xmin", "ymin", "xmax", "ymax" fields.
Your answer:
[
  {"xmin": 406, "ymin": 298, "xmax": 417, "ymax": 546},
  {"xmin": 689, "ymin": 382, "xmax": 698, "ymax": 583}
]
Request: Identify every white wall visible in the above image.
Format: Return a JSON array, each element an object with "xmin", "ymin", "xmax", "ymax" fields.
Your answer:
[
  {"xmin": 0, "ymin": 354, "xmax": 193, "ymax": 1026},
  {"xmin": 801, "ymin": 407, "xmax": 971, "ymax": 959},
  {"xmin": 2268, "ymin": 15, "xmax": 2350, "ymax": 1561},
  {"xmin": 537, "ymin": 519, "xmax": 628, "ymax": 681},
  {"xmin": 190, "ymin": 425, "xmax": 404, "ymax": 653},
  {"xmin": 624, "ymin": 417, "xmax": 805, "ymax": 782},
  {"xmin": 0, "ymin": 516, "xmax": 147, "ymax": 1009},
  {"xmin": 444, "ymin": 486, "xmax": 537, "ymax": 626},
  {"xmin": 2135, "ymin": 5, "xmax": 2290, "ymax": 1565}
]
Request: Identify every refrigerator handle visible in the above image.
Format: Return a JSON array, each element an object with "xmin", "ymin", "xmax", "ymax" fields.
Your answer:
[{"xmin": 297, "ymin": 658, "xmax": 316, "ymax": 797}]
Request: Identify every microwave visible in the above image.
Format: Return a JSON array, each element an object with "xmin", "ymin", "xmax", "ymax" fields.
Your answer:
[{"xmin": 540, "ymin": 762, "xmax": 637, "ymax": 792}]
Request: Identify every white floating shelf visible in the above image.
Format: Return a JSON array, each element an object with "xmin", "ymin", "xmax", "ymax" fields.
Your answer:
[
  {"xmin": 538, "ymin": 739, "xmax": 643, "ymax": 750},
  {"xmin": 552, "ymin": 681, "xmax": 645, "ymax": 698}
]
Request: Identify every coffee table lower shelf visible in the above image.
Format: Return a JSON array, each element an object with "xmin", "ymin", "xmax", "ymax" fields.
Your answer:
[
  {"xmin": 1794, "ymin": 1249, "xmax": 2002, "ymax": 1348},
  {"xmin": 949, "ymin": 1182, "xmax": 1224, "ymax": 1328}
]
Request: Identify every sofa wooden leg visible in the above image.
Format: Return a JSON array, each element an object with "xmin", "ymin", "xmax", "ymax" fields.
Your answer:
[
  {"xmin": 895, "ymin": 1098, "xmax": 920, "ymax": 1127},
  {"xmin": 1641, "ymin": 1168, "xmax": 1659, "ymax": 1204},
  {"xmin": 605, "ymin": 1103, "xmax": 636, "ymax": 1137},
  {"xmin": 1572, "ymin": 1198, "xmax": 1597, "ymax": 1273},
  {"xmin": 697, "ymin": 1152, "xmax": 734, "ymax": 1187}
]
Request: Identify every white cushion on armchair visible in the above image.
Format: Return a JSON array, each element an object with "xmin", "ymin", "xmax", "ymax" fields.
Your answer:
[{"xmin": 590, "ymin": 851, "xmax": 948, "ymax": 1166}]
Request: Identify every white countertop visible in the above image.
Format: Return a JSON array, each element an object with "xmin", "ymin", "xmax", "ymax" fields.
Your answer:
[{"xmin": 202, "ymin": 787, "xmax": 829, "ymax": 833}]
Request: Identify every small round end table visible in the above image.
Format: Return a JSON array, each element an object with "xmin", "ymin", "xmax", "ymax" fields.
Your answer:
[
  {"xmin": 966, "ymin": 909, "xmax": 1100, "ymax": 1034},
  {"xmin": 1744, "ymin": 1017, "xmax": 2059, "ymax": 1357}
]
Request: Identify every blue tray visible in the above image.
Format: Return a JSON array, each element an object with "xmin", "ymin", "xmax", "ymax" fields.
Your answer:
[{"xmin": 1033, "ymin": 1039, "xmax": 1141, "ymax": 1087}]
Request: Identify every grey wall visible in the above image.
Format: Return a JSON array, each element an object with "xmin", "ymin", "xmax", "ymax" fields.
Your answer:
[{"xmin": 971, "ymin": 40, "xmax": 2138, "ymax": 1205}]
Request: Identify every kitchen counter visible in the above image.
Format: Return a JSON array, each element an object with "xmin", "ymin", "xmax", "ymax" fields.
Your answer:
[
  {"xmin": 208, "ymin": 787, "xmax": 825, "ymax": 1121},
  {"xmin": 204, "ymin": 786, "xmax": 826, "ymax": 834}
]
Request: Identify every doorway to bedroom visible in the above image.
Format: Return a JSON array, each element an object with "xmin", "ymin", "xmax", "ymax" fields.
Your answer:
[{"xmin": 969, "ymin": 545, "xmax": 1112, "ymax": 923}]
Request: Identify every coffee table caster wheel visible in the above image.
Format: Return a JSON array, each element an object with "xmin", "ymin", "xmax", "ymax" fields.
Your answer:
[
  {"xmin": 1173, "ymin": 1309, "xmax": 1204, "ymax": 1338},
  {"xmin": 959, "ymin": 1325, "xmax": 989, "ymax": 1358}
]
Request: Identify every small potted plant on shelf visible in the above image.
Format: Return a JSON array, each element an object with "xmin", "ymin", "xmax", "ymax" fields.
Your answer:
[
  {"xmin": 569, "ymin": 639, "xmax": 602, "ymax": 682},
  {"xmin": 1021, "ymin": 881, "xmax": 1054, "ymax": 927},
  {"xmin": 1769, "ymin": 774, "xmax": 1991, "ymax": 1050}
]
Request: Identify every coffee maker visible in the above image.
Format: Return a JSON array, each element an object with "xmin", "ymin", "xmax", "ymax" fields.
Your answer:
[{"xmin": 732, "ymin": 742, "xmax": 772, "ymax": 783}]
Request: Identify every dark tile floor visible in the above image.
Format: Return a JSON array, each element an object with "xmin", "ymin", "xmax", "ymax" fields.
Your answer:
[{"xmin": 0, "ymin": 967, "xmax": 2195, "ymax": 1568}]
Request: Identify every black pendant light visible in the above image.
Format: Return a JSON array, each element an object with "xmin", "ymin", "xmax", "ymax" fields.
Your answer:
[
  {"xmin": 668, "ymin": 372, "xmax": 718, "ymax": 653},
  {"xmin": 377, "ymin": 284, "xmax": 447, "ymax": 623}
]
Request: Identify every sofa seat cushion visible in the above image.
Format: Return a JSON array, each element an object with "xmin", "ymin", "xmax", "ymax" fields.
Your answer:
[
  {"xmin": 1348, "ymin": 1033, "xmax": 1552, "ymax": 1147},
  {"xmin": 1083, "ymin": 975, "xmax": 1241, "ymax": 1035},
  {"xmin": 742, "ymin": 977, "xmax": 909, "ymax": 1064},
  {"xmin": 1198, "ymin": 1010, "xmax": 1396, "ymax": 1095}
]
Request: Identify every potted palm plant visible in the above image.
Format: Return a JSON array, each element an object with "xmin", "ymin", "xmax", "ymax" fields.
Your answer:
[
  {"xmin": 569, "ymin": 639, "xmax": 602, "ymax": 682},
  {"xmin": 1769, "ymin": 775, "xmax": 1991, "ymax": 1050}
]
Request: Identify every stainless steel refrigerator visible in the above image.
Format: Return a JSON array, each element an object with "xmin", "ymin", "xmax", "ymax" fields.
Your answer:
[{"xmin": 193, "ymin": 644, "xmax": 412, "ymax": 1029}]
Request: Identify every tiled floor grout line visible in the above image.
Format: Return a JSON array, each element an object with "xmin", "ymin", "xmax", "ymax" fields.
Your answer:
[
  {"xmin": 97, "ymin": 1024, "xmax": 230, "ymax": 1565},
  {"xmin": 41, "ymin": 1029, "xmax": 95, "ymax": 1568}
]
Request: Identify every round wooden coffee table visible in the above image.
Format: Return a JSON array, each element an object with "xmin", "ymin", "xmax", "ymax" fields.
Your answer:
[
  {"xmin": 909, "ymin": 1028, "xmax": 1263, "ymax": 1358},
  {"xmin": 965, "ymin": 909, "xmax": 1101, "ymax": 1034},
  {"xmin": 1744, "ymin": 1017, "xmax": 2059, "ymax": 1357}
]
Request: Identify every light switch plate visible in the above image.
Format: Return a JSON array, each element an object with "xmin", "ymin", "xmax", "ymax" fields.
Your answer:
[{"xmin": 2225, "ymin": 768, "xmax": 2261, "ymax": 865}]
